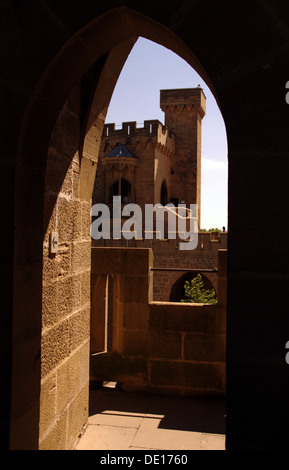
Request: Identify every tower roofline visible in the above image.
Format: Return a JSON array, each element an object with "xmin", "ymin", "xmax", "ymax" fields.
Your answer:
[
  {"xmin": 160, "ymin": 87, "xmax": 206, "ymax": 117},
  {"xmin": 160, "ymin": 86, "xmax": 206, "ymax": 97}
]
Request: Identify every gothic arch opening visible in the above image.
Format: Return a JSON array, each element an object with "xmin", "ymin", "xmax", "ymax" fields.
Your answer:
[
  {"xmin": 14, "ymin": 6, "xmax": 228, "ymax": 450},
  {"xmin": 89, "ymin": 34, "xmax": 227, "ymax": 441},
  {"xmin": 99, "ymin": 37, "xmax": 227, "ymax": 309},
  {"xmin": 104, "ymin": 37, "xmax": 228, "ymax": 231}
]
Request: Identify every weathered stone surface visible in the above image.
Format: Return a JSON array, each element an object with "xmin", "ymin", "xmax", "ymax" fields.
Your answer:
[
  {"xmin": 183, "ymin": 333, "xmax": 226, "ymax": 362},
  {"xmin": 150, "ymin": 360, "xmax": 225, "ymax": 392},
  {"xmin": 149, "ymin": 302, "xmax": 221, "ymax": 333},
  {"xmin": 90, "ymin": 247, "xmax": 226, "ymax": 398},
  {"xmin": 149, "ymin": 329, "xmax": 182, "ymax": 360},
  {"xmin": 90, "ymin": 352, "xmax": 148, "ymax": 385}
]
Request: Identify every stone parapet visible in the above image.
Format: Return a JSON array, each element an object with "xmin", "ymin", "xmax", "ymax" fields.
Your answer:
[
  {"xmin": 102, "ymin": 120, "xmax": 175, "ymax": 155},
  {"xmin": 160, "ymin": 87, "xmax": 206, "ymax": 118},
  {"xmin": 90, "ymin": 247, "xmax": 226, "ymax": 397}
]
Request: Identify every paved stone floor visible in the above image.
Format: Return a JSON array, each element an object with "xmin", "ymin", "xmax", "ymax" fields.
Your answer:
[{"xmin": 75, "ymin": 383, "xmax": 226, "ymax": 451}]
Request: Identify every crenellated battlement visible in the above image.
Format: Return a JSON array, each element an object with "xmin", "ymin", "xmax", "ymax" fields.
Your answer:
[
  {"xmin": 102, "ymin": 119, "xmax": 175, "ymax": 157},
  {"xmin": 160, "ymin": 87, "xmax": 206, "ymax": 118},
  {"xmin": 103, "ymin": 119, "xmax": 174, "ymax": 141},
  {"xmin": 97, "ymin": 88, "xmax": 206, "ymax": 214}
]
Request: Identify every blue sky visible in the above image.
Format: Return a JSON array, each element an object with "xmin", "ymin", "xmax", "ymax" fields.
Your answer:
[{"xmin": 105, "ymin": 38, "xmax": 228, "ymax": 230}]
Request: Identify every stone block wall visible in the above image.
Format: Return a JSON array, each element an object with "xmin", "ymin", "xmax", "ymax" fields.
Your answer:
[
  {"xmin": 93, "ymin": 233, "xmax": 227, "ymax": 302},
  {"xmin": 40, "ymin": 89, "xmax": 91, "ymax": 450},
  {"xmin": 90, "ymin": 248, "xmax": 153, "ymax": 359},
  {"xmin": 90, "ymin": 247, "xmax": 226, "ymax": 397},
  {"xmin": 152, "ymin": 232, "xmax": 227, "ymax": 301},
  {"xmin": 147, "ymin": 302, "xmax": 226, "ymax": 396}
]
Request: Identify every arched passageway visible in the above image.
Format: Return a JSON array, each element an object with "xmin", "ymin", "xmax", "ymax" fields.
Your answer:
[{"xmin": 4, "ymin": 2, "xmax": 289, "ymax": 451}]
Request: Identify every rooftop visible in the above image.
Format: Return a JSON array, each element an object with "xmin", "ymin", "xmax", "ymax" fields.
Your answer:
[{"xmin": 104, "ymin": 143, "xmax": 137, "ymax": 159}]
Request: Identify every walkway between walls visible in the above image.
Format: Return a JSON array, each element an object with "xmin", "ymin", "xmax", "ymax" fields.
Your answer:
[{"xmin": 75, "ymin": 384, "xmax": 226, "ymax": 451}]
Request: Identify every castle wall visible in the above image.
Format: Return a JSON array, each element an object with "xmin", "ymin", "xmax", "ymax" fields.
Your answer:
[
  {"xmin": 154, "ymin": 144, "xmax": 172, "ymax": 204},
  {"xmin": 92, "ymin": 89, "xmax": 225, "ymax": 308},
  {"xmin": 90, "ymin": 247, "xmax": 227, "ymax": 397},
  {"xmin": 152, "ymin": 232, "xmax": 227, "ymax": 301},
  {"xmin": 94, "ymin": 120, "xmax": 174, "ymax": 207},
  {"xmin": 40, "ymin": 88, "xmax": 91, "ymax": 450},
  {"xmin": 93, "ymin": 232, "xmax": 227, "ymax": 301}
]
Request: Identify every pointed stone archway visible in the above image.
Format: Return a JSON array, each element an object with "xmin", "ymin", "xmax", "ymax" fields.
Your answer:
[{"xmin": 5, "ymin": 2, "xmax": 289, "ymax": 450}]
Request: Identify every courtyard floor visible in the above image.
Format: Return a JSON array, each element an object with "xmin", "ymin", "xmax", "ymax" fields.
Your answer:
[{"xmin": 75, "ymin": 383, "xmax": 226, "ymax": 451}]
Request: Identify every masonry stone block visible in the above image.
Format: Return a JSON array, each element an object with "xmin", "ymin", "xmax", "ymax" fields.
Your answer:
[
  {"xmin": 81, "ymin": 270, "xmax": 91, "ymax": 306},
  {"xmin": 42, "ymin": 242, "xmax": 71, "ymax": 283},
  {"xmin": 67, "ymin": 383, "xmax": 89, "ymax": 450},
  {"xmin": 123, "ymin": 302, "xmax": 149, "ymax": 329},
  {"xmin": 39, "ymin": 410, "xmax": 68, "ymax": 451},
  {"xmin": 41, "ymin": 319, "xmax": 70, "ymax": 378},
  {"xmin": 90, "ymin": 352, "xmax": 148, "ymax": 384},
  {"xmin": 56, "ymin": 353, "xmax": 80, "ymax": 417},
  {"xmin": 149, "ymin": 302, "xmax": 219, "ymax": 333},
  {"xmin": 39, "ymin": 373, "xmax": 56, "ymax": 440},
  {"xmin": 122, "ymin": 330, "xmax": 149, "ymax": 357},
  {"xmin": 183, "ymin": 333, "xmax": 226, "ymax": 362},
  {"xmin": 42, "ymin": 281, "xmax": 58, "ymax": 329},
  {"xmin": 78, "ymin": 341, "xmax": 90, "ymax": 390},
  {"xmin": 91, "ymin": 247, "xmax": 153, "ymax": 277},
  {"xmin": 71, "ymin": 241, "xmax": 91, "ymax": 274},
  {"xmin": 68, "ymin": 306, "xmax": 90, "ymax": 353},
  {"xmin": 118, "ymin": 276, "xmax": 149, "ymax": 303},
  {"xmin": 81, "ymin": 201, "xmax": 92, "ymax": 240},
  {"xmin": 150, "ymin": 360, "xmax": 225, "ymax": 392},
  {"xmin": 57, "ymin": 274, "xmax": 81, "ymax": 320},
  {"xmin": 56, "ymin": 198, "xmax": 81, "ymax": 243},
  {"xmin": 49, "ymin": 104, "xmax": 80, "ymax": 160},
  {"xmin": 149, "ymin": 330, "xmax": 182, "ymax": 360},
  {"xmin": 72, "ymin": 168, "xmax": 80, "ymax": 200},
  {"xmin": 45, "ymin": 149, "xmax": 73, "ymax": 197}
]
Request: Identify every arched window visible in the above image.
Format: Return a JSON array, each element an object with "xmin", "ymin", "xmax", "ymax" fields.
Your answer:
[
  {"xmin": 160, "ymin": 180, "xmax": 168, "ymax": 206},
  {"xmin": 169, "ymin": 272, "xmax": 216, "ymax": 302},
  {"xmin": 110, "ymin": 178, "xmax": 131, "ymax": 203}
]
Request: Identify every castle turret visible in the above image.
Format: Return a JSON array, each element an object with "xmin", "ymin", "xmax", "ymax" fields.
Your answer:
[{"xmin": 160, "ymin": 88, "xmax": 206, "ymax": 227}]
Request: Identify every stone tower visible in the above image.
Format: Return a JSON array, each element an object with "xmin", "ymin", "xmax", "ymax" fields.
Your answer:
[{"xmin": 160, "ymin": 88, "xmax": 206, "ymax": 227}]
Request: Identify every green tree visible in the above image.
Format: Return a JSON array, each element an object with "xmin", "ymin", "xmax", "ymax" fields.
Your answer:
[{"xmin": 181, "ymin": 274, "xmax": 217, "ymax": 304}]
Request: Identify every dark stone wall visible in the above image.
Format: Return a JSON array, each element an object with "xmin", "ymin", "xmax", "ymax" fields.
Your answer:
[{"xmin": 1, "ymin": 0, "xmax": 289, "ymax": 449}]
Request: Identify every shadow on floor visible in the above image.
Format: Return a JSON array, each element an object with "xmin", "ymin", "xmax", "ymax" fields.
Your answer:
[{"xmin": 89, "ymin": 383, "xmax": 226, "ymax": 435}]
